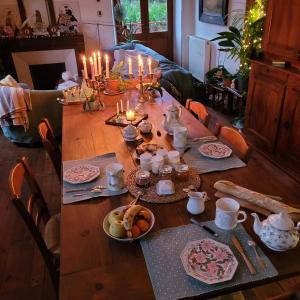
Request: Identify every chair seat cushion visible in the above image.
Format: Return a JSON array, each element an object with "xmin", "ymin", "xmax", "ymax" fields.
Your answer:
[{"xmin": 44, "ymin": 213, "xmax": 60, "ymax": 255}]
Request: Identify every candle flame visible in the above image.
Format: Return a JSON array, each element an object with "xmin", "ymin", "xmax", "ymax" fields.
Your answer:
[{"xmin": 89, "ymin": 57, "xmax": 93, "ymax": 63}]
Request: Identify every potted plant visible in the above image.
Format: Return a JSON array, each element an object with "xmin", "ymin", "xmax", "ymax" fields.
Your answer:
[
  {"xmin": 211, "ymin": 0, "xmax": 266, "ymax": 91},
  {"xmin": 143, "ymin": 82, "xmax": 163, "ymax": 101},
  {"xmin": 106, "ymin": 61, "xmax": 126, "ymax": 92}
]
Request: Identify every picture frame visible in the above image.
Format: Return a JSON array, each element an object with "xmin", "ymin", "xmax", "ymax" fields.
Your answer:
[{"xmin": 199, "ymin": 0, "xmax": 228, "ymax": 26}]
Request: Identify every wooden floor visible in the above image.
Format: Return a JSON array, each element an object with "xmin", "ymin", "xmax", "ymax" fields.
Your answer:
[{"xmin": 0, "ymin": 107, "xmax": 299, "ymax": 300}]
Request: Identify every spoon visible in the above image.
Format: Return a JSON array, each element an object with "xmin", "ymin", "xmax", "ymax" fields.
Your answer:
[
  {"xmin": 72, "ymin": 188, "xmax": 104, "ymax": 197},
  {"xmin": 247, "ymin": 240, "xmax": 266, "ymax": 270},
  {"xmin": 66, "ymin": 185, "xmax": 106, "ymax": 193}
]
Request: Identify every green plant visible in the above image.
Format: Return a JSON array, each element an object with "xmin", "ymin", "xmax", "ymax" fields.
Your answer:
[
  {"xmin": 211, "ymin": 0, "xmax": 266, "ymax": 77},
  {"xmin": 143, "ymin": 82, "xmax": 163, "ymax": 97}
]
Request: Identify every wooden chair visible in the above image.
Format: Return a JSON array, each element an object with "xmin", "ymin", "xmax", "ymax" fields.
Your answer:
[
  {"xmin": 215, "ymin": 123, "xmax": 251, "ymax": 163},
  {"xmin": 185, "ymin": 99, "xmax": 210, "ymax": 127},
  {"xmin": 9, "ymin": 157, "xmax": 60, "ymax": 298},
  {"xmin": 38, "ymin": 118, "xmax": 61, "ymax": 180}
]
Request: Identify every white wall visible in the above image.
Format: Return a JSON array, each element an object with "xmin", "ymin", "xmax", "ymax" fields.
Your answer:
[
  {"xmin": 194, "ymin": 0, "xmax": 246, "ymax": 74},
  {"xmin": 53, "ymin": 0, "xmax": 116, "ymax": 53},
  {"xmin": 174, "ymin": 0, "xmax": 246, "ymax": 75}
]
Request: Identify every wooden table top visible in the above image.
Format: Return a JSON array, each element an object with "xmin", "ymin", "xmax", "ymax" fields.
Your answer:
[{"xmin": 60, "ymin": 89, "xmax": 300, "ymax": 300}]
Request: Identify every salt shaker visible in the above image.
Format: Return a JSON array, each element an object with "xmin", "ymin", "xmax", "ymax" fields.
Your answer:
[
  {"xmin": 151, "ymin": 155, "xmax": 164, "ymax": 174},
  {"xmin": 140, "ymin": 152, "xmax": 152, "ymax": 171}
]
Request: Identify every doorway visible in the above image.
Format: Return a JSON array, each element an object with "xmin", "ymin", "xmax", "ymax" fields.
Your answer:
[{"xmin": 113, "ymin": 0, "xmax": 173, "ymax": 60}]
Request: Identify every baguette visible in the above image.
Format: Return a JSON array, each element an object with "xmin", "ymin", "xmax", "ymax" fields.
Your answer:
[
  {"xmin": 214, "ymin": 191, "xmax": 271, "ymax": 216},
  {"xmin": 214, "ymin": 180, "xmax": 300, "ymax": 214}
]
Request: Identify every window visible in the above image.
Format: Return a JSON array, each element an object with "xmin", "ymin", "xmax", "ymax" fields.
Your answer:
[
  {"xmin": 119, "ymin": 0, "xmax": 142, "ymax": 34},
  {"xmin": 148, "ymin": 0, "xmax": 168, "ymax": 32}
]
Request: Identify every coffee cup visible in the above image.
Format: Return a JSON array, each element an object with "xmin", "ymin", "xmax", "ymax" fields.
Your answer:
[{"xmin": 215, "ymin": 197, "xmax": 247, "ymax": 230}]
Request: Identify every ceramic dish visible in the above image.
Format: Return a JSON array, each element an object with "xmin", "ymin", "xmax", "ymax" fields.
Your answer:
[
  {"xmin": 198, "ymin": 143, "xmax": 232, "ymax": 159},
  {"xmin": 103, "ymin": 205, "xmax": 155, "ymax": 242},
  {"xmin": 180, "ymin": 238, "xmax": 238, "ymax": 284},
  {"xmin": 63, "ymin": 164, "xmax": 100, "ymax": 184}
]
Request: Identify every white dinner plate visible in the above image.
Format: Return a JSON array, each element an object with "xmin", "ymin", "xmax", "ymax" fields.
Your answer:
[
  {"xmin": 198, "ymin": 143, "xmax": 232, "ymax": 159},
  {"xmin": 63, "ymin": 164, "xmax": 100, "ymax": 184}
]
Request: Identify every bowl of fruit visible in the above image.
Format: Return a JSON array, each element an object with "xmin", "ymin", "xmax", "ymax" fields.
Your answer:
[{"xmin": 103, "ymin": 204, "xmax": 155, "ymax": 241}]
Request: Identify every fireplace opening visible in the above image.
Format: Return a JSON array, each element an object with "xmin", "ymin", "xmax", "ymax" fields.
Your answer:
[{"xmin": 29, "ymin": 63, "xmax": 65, "ymax": 90}]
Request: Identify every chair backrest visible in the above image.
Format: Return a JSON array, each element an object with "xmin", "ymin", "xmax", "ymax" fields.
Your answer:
[
  {"xmin": 38, "ymin": 118, "xmax": 61, "ymax": 180},
  {"xmin": 9, "ymin": 157, "xmax": 59, "ymax": 297},
  {"xmin": 215, "ymin": 123, "xmax": 251, "ymax": 163},
  {"xmin": 185, "ymin": 99, "xmax": 210, "ymax": 127}
]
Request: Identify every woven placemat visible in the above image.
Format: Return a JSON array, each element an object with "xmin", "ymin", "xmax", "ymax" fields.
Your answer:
[
  {"xmin": 140, "ymin": 221, "xmax": 278, "ymax": 300},
  {"xmin": 126, "ymin": 168, "xmax": 201, "ymax": 203}
]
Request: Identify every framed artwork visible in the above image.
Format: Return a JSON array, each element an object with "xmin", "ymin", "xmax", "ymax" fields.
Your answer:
[{"xmin": 199, "ymin": 0, "xmax": 228, "ymax": 26}]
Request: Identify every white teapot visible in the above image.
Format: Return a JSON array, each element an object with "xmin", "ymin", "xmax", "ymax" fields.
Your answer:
[
  {"xmin": 162, "ymin": 103, "xmax": 183, "ymax": 135},
  {"xmin": 252, "ymin": 212, "xmax": 300, "ymax": 251}
]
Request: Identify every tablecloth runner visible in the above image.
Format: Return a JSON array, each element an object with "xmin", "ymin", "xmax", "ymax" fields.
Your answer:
[
  {"xmin": 140, "ymin": 221, "xmax": 278, "ymax": 300},
  {"xmin": 63, "ymin": 152, "xmax": 127, "ymax": 204},
  {"xmin": 183, "ymin": 139, "xmax": 246, "ymax": 174}
]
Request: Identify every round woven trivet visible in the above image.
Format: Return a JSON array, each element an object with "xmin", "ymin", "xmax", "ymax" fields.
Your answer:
[{"xmin": 126, "ymin": 168, "xmax": 201, "ymax": 204}]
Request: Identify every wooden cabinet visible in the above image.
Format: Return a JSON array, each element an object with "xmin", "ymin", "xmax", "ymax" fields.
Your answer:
[
  {"xmin": 263, "ymin": 0, "xmax": 300, "ymax": 64},
  {"xmin": 277, "ymin": 77, "xmax": 300, "ymax": 170},
  {"xmin": 245, "ymin": 61, "xmax": 300, "ymax": 175},
  {"xmin": 245, "ymin": 64, "xmax": 286, "ymax": 152}
]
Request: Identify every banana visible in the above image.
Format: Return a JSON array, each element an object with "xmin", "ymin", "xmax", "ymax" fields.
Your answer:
[{"xmin": 123, "ymin": 205, "xmax": 143, "ymax": 231}]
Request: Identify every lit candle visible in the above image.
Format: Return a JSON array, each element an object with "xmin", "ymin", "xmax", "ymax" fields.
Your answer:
[
  {"xmin": 93, "ymin": 52, "xmax": 98, "ymax": 76},
  {"xmin": 97, "ymin": 51, "xmax": 102, "ymax": 76},
  {"xmin": 128, "ymin": 57, "xmax": 132, "ymax": 75},
  {"xmin": 82, "ymin": 55, "xmax": 88, "ymax": 79},
  {"xmin": 138, "ymin": 55, "xmax": 142, "ymax": 76},
  {"xmin": 105, "ymin": 54, "xmax": 109, "ymax": 78},
  {"xmin": 89, "ymin": 56, "xmax": 95, "ymax": 80},
  {"xmin": 117, "ymin": 102, "xmax": 119, "ymax": 115},
  {"xmin": 120, "ymin": 99, "xmax": 123, "ymax": 113},
  {"xmin": 148, "ymin": 57, "xmax": 152, "ymax": 74},
  {"xmin": 126, "ymin": 99, "xmax": 129, "ymax": 111},
  {"xmin": 126, "ymin": 109, "xmax": 136, "ymax": 121}
]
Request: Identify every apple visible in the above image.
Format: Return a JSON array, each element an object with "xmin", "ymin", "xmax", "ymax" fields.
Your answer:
[
  {"xmin": 109, "ymin": 220, "xmax": 126, "ymax": 238},
  {"xmin": 108, "ymin": 210, "xmax": 124, "ymax": 224}
]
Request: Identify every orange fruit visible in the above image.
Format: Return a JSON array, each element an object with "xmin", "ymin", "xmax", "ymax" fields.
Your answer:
[
  {"xmin": 136, "ymin": 219, "xmax": 150, "ymax": 233},
  {"xmin": 138, "ymin": 210, "xmax": 152, "ymax": 221},
  {"xmin": 131, "ymin": 225, "xmax": 141, "ymax": 238}
]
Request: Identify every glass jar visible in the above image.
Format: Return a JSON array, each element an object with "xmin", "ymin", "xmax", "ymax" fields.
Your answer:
[
  {"xmin": 174, "ymin": 164, "xmax": 189, "ymax": 181},
  {"xmin": 135, "ymin": 170, "xmax": 151, "ymax": 187},
  {"xmin": 159, "ymin": 164, "xmax": 173, "ymax": 180},
  {"xmin": 140, "ymin": 152, "xmax": 152, "ymax": 171}
]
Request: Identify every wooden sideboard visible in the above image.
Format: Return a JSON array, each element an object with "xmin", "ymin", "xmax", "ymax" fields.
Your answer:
[
  {"xmin": 245, "ymin": 60, "xmax": 300, "ymax": 178},
  {"xmin": 245, "ymin": 0, "xmax": 300, "ymax": 179},
  {"xmin": 263, "ymin": 0, "xmax": 300, "ymax": 66}
]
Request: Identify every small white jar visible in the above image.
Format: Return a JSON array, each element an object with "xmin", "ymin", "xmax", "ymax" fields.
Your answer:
[
  {"xmin": 156, "ymin": 149, "xmax": 168, "ymax": 163},
  {"xmin": 140, "ymin": 152, "xmax": 152, "ymax": 171},
  {"xmin": 151, "ymin": 155, "xmax": 164, "ymax": 174},
  {"xmin": 167, "ymin": 150, "xmax": 180, "ymax": 166}
]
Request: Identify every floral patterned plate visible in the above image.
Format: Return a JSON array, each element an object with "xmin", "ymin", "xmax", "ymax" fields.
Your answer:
[
  {"xmin": 63, "ymin": 164, "xmax": 100, "ymax": 184},
  {"xmin": 198, "ymin": 143, "xmax": 232, "ymax": 159},
  {"xmin": 180, "ymin": 238, "xmax": 238, "ymax": 284}
]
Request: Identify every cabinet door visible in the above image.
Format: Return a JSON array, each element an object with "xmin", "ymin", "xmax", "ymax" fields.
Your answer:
[
  {"xmin": 245, "ymin": 66, "xmax": 286, "ymax": 152},
  {"xmin": 263, "ymin": 0, "xmax": 300, "ymax": 62},
  {"xmin": 277, "ymin": 76, "xmax": 300, "ymax": 170}
]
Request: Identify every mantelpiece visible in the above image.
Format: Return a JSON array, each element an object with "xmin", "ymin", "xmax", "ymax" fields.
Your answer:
[{"xmin": 0, "ymin": 34, "xmax": 85, "ymax": 82}]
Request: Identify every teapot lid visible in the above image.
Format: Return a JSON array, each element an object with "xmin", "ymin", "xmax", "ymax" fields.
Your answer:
[{"xmin": 269, "ymin": 212, "xmax": 294, "ymax": 230}]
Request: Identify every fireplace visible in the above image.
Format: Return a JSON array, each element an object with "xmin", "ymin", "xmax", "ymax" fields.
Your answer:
[
  {"xmin": 0, "ymin": 35, "xmax": 85, "ymax": 89},
  {"xmin": 29, "ymin": 63, "xmax": 66, "ymax": 90}
]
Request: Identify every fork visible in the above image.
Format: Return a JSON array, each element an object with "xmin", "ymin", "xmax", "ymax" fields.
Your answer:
[{"xmin": 65, "ymin": 185, "xmax": 106, "ymax": 193}]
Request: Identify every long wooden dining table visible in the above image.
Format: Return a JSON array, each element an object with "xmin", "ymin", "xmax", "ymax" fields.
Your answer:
[{"xmin": 60, "ymin": 89, "xmax": 300, "ymax": 299}]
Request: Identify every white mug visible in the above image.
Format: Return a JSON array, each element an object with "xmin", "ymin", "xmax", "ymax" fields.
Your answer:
[
  {"xmin": 173, "ymin": 126, "xmax": 188, "ymax": 148},
  {"xmin": 215, "ymin": 198, "xmax": 247, "ymax": 230}
]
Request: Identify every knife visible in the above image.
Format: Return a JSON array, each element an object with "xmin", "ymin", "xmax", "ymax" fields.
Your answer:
[{"xmin": 232, "ymin": 235, "xmax": 256, "ymax": 275}]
